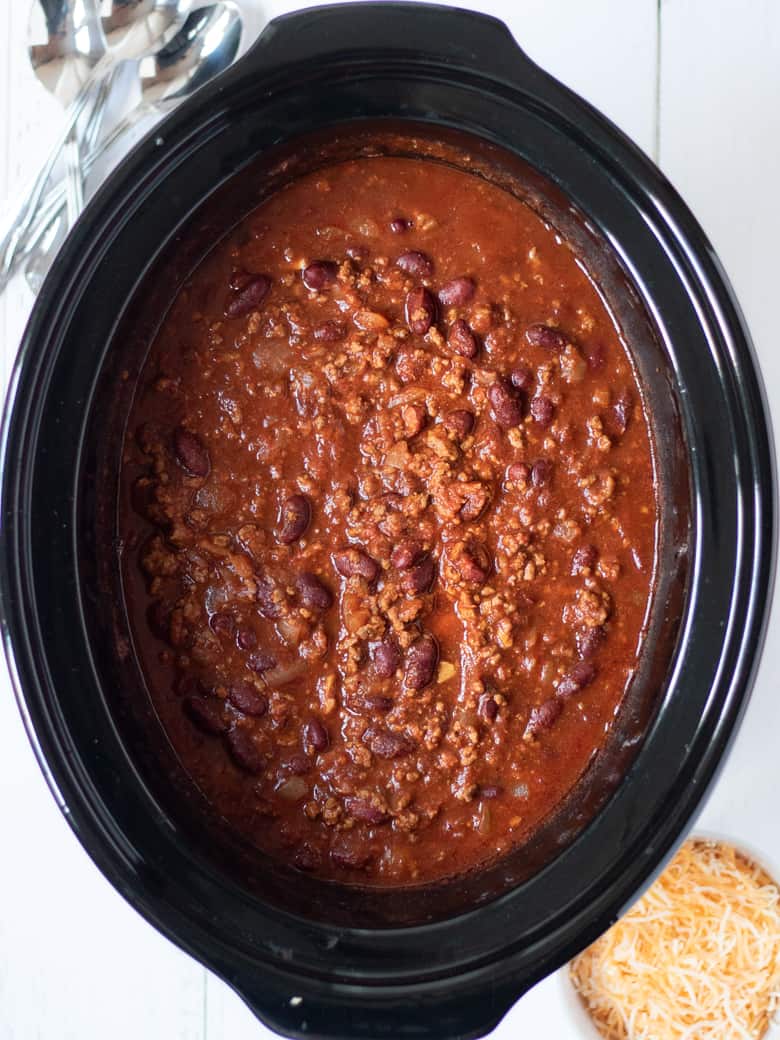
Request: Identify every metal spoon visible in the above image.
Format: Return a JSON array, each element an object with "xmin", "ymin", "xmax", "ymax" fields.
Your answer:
[
  {"xmin": 1, "ymin": 0, "xmax": 193, "ymax": 283},
  {"xmin": 15, "ymin": 4, "xmax": 242, "ymax": 293}
]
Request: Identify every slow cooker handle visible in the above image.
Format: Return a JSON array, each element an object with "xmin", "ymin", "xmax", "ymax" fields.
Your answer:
[{"xmin": 234, "ymin": 1, "xmax": 545, "ymax": 90}]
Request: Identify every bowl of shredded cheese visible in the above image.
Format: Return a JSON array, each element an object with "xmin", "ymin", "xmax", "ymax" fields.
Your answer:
[{"xmin": 568, "ymin": 838, "xmax": 780, "ymax": 1040}]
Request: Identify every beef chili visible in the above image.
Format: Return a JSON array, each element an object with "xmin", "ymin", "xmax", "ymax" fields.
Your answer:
[{"xmin": 120, "ymin": 154, "xmax": 657, "ymax": 885}]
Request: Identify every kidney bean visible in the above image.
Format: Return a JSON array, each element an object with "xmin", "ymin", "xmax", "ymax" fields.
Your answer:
[
  {"xmin": 443, "ymin": 409, "xmax": 475, "ymax": 440},
  {"xmin": 228, "ymin": 681, "xmax": 268, "ymax": 717},
  {"xmin": 209, "ymin": 611, "xmax": 234, "ymax": 639},
  {"xmin": 303, "ymin": 717, "xmax": 329, "ymax": 753},
  {"xmin": 287, "ymin": 753, "xmax": 312, "ymax": 776},
  {"xmin": 396, "ymin": 250, "xmax": 433, "ymax": 278},
  {"xmin": 147, "ymin": 601, "xmax": 171, "ymax": 642},
  {"xmin": 447, "ymin": 318, "xmax": 478, "ymax": 358},
  {"xmin": 577, "ymin": 625, "xmax": 606, "ymax": 659},
  {"xmin": 364, "ymin": 694, "xmax": 394, "ymax": 713},
  {"xmin": 345, "ymin": 797, "xmax": 389, "ymax": 824},
  {"xmin": 363, "ymin": 726, "xmax": 414, "ymax": 759},
  {"xmin": 173, "ymin": 426, "xmax": 210, "ymax": 477},
  {"xmin": 479, "ymin": 694, "xmax": 499, "ymax": 721},
  {"xmin": 612, "ymin": 388, "xmax": 633, "ymax": 434},
  {"xmin": 525, "ymin": 697, "xmax": 563, "ymax": 737},
  {"xmin": 345, "ymin": 244, "xmax": 368, "ymax": 262},
  {"xmin": 330, "ymin": 842, "xmax": 373, "ymax": 870},
  {"xmin": 302, "ymin": 260, "xmax": 338, "ymax": 291},
  {"xmin": 371, "ymin": 637, "xmax": 402, "ymax": 678},
  {"xmin": 455, "ymin": 543, "xmax": 491, "ymax": 584},
  {"xmin": 531, "ymin": 459, "xmax": 552, "ymax": 487},
  {"xmin": 277, "ymin": 493, "xmax": 311, "ymax": 544},
  {"xmin": 405, "ymin": 286, "xmax": 436, "ymax": 335},
  {"xmin": 405, "ymin": 634, "xmax": 439, "ymax": 690},
  {"xmin": 488, "ymin": 381, "xmax": 523, "ymax": 428},
  {"xmin": 313, "ymin": 319, "xmax": 347, "ymax": 343},
  {"xmin": 438, "ymin": 277, "xmax": 475, "ymax": 307},
  {"xmin": 297, "ymin": 572, "xmax": 333, "ymax": 610},
  {"xmin": 333, "ymin": 547, "xmax": 380, "ymax": 584},
  {"xmin": 556, "ymin": 660, "xmax": 597, "ymax": 700},
  {"xmin": 256, "ymin": 577, "xmax": 284, "ymax": 619},
  {"xmin": 460, "ymin": 484, "xmax": 490, "ymax": 522},
  {"xmin": 507, "ymin": 462, "xmax": 531, "ymax": 486},
  {"xmin": 248, "ymin": 651, "xmax": 277, "ymax": 674},
  {"xmin": 479, "ymin": 784, "xmax": 504, "ymax": 799},
  {"xmin": 530, "ymin": 395, "xmax": 555, "ymax": 427},
  {"xmin": 230, "ymin": 627, "xmax": 254, "ymax": 653},
  {"xmin": 525, "ymin": 323, "xmax": 567, "ymax": 351},
  {"xmin": 401, "ymin": 554, "xmax": 435, "ymax": 595},
  {"xmin": 510, "ymin": 365, "xmax": 534, "ymax": 391},
  {"xmin": 174, "ymin": 672, "xmax": 208, "ymax": 698},
  {"xmin": 224, "ymin": 273, "xmax": 271, "ymax": 318},
  {"xmin": 225, "ymin": 726, "xmax": 266, "ymax": 774},
  {"xmin": 293, "ymin": 843, "xmax": 322, "ymax": 872},
  {"xmin": 391, "ymin": 540, "xmax": 424, "ymax": 570},
  {"xmin": 184, "ymin": 696, "xmax": 227, "ymax": 735},
  {"xmin": 389, "ymin": 217, "xmax": 411, "ymax": 233},
  {"xmin": 571, "ymin": 544, "xmax": 598, "ymax": 576}
]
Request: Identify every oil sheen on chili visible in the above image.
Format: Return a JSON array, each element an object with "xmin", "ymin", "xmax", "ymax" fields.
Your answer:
[{"xmin": 120, "ymin": 156, "xmax": 657, "ymax": 885}]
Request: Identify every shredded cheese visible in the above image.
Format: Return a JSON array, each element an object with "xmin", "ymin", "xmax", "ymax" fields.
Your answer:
[{"xmin": 570, "ymin": 840, "xmax": 780, "ymax": 1040}]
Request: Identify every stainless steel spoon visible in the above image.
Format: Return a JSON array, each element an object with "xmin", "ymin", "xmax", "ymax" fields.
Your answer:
[
  {"xmin": 1, "ymin": 0, "xmax": 194, "ymax": 284},
  {"xmin": 14, "ymin": 4, "xmax": 242, "ymax": 294}
]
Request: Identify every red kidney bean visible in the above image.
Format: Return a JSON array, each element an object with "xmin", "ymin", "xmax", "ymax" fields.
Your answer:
[
  {"xmin": 287, "ymin": 753, "xmax": 312, "ymax": 776},
  {"xmin": 455, "ymin": 543, "xmax": 491, "ymax": 584},
  {"xmin": 345, "ymin": 244, "xmax": 368, "ymax": 262},
  {"xmin": 389, "ymin": 217, "xmax": 411, "ymax": 233},
  {"xmin": 363, "ymin": 726, "xmax": 414, "ymax": 759},
  {"xmin": 438, "ymin": 277, "xmax": 475, "ymax": 306},
  {"xmin": 401, "ymin": 554, "xmax": 435, "ymax": 595},
  {"xmin": 460, "ymin": 485, "xmax": 490, "ymax": 522},
  {"xmin": 147, "ymin": 601, "xmax": 171, "ymax": 642},
  {"xmin": 184, "ymin": 696, "xmax": 227, "ymax": 735},
  {"xmin": 577, "ymin": 625, "xmax": 606, "ymax": 659},
  {"xmin": 228, "ymin": 681, "xmax": 268, "ymax": 717},
  {"xmin": 391, "ymin": 541, "xmax": 424, "ymax": 570},
  {"xmin": 510, "ymin": 365, "xmax": 534, "ymax": 391},
  {"xmin": 480, "ymin": 784, "xmax": 504, "ymax": 799},
  {"xmin": 293, "ymin": 843, "xmax": 321, "ymax": 872},
  {"xmin": 479, "ymin": 694, "xmax": 499, "ymax": 721},
  {"xmin": 447, "ymin": 318, "xmax": 478, "ymax": 358},
  {"xmin": 443, "ymin": 409, "xmax": 475, "ymax": 440},
  {"xmin": 396, "ymin": 250, "xmax": 433, "ymax": 278},
  {"xmin": 371, "ymin": 637, "xmax": 401, "ymax": 678},
  {"xmin": 313, "ymin": 319, "xmax": 347, "ymax": 343},
  {"xmin": 364, "ymin": 694, "xmax": 394, "ymax": 713},
  {"xmin": 531, "ymin": 459, "xmax": 552, "ymax": 487},
  {"xmin": 525, "ymin": 697, "xmax": 563, "ymax": 737},
  {"xmin": 507, "ymin": 461, "xmax": 531, "ymax": 485},
  {"xmin": 525, "ymin": 323, "xmax": 567, "ymax": 351},
  {"xmin": 224, "ymin": 273, "xmax": 271, "ymax": 318},
  {"xmin": 571, "ymin": 544, "xmax": 598, "ymax": 576},
  {"xmin": 488, "ymin": 381, "xmax": 523, "ymax": 428},
  {"xmin": 330, "ymin": 842, "xmax": 373, "ymax": 870},
  {"xmin": 297, "ymin": 572, "xmax": 333, "ymax": 610},
  {"xmin": 277, "ymin": 493, "xmax": 311, "ymax": 544},
  {"xmin": 530, "ymin": 395, "xmax": 555, "ymax": 427},
  {"xmin": 345, "ymin": 797, "xmax": 389, "ymax": 824},
  {"xmin": 225, "ymin": 726, "xmax": 266, "ymax": 774},
  {"xmin": 405, "ymin": 634, "xmax": 439, "ymax": 690},
  {"xmin": 173, "ymin": 672, "xmax": 208, "ymax": 698},
  {"xmin": 173, "ymin": 426, "xmax": 210, "ymax": 477},
  {"xmin": 248, "ymin": 651, "xmax": 277, "ymax": 674},
  {"xmin": 405, "ymin": 286, "xmax": 436, "ymax": 335},
  {"xmin": 235, "ymin": 626, "xmax": 257, "ymax": 650},
  {"xmin": 612, "ymin": 388, "xmax": 633, "ymax": 434},
  {"xmin": 556, "ymin": 660, "xmax": 597, "ymax": 699},
  {"xmin": 302, "ymin": 260, "xmax": 338, "ymax": 291},
  {"xmin": 209, "ymin": 611, "xmax": 234, "ymax": 639},
  {"xmin": 332, "ymin": 547, "xmax": 380, "ymax": 584},
  {"xmin": 256, "ymin": 577, "xmax": 284, "ymax": 619},
  {"xmin": 303, "ymin": 717, "xmax": 329, "ymax": 753}
]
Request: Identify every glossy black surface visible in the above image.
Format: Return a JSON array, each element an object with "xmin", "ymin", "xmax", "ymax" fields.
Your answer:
[{"xmin": 0, "ymin": 5, "xmax": 774, "ymax": 1039}]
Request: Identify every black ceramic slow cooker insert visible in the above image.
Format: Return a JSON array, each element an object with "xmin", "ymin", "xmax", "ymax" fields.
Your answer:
[{"xmin": 0, "ymin": 5, "xmax": 774, "ymax": 1039}]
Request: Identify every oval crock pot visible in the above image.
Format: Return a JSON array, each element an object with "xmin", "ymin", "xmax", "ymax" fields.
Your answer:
[{"xmin": 0, "ymin": 4, "xmax": 775, "ymax": 1039}]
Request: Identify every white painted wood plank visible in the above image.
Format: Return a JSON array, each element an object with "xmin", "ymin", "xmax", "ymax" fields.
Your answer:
[{"xmin": 659, "ymin": 1, "xmax": 780, "ymax": 861}]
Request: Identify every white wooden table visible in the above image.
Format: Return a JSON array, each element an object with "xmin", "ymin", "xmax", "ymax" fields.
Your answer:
[{"xmin": 1, "ymin": 2, "xmax": 779, "ymax": 1037}]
